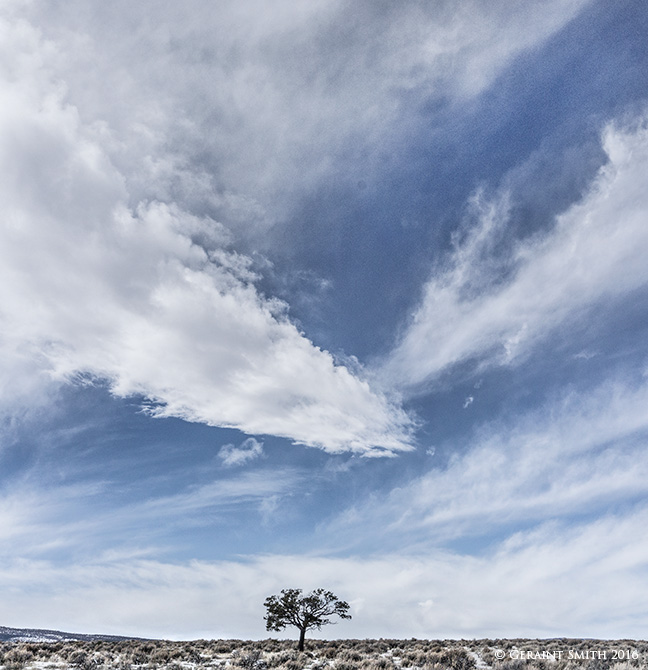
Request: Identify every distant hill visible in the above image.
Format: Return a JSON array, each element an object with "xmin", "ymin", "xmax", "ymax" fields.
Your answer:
[{"xmin": 0, "ymin": 625, "xmax": 145, "ymax": 643}]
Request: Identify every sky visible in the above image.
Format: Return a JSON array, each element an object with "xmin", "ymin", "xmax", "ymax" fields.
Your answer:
[{"xmin": 1, "ymin": 0, "xmax": 648, "ymax": 641}]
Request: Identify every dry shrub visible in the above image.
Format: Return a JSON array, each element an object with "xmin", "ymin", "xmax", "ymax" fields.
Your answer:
[
  {"xmin": 268, "ymin": 649, "xmax": 300, "ymax": 667},
  {"xmin": 359, "ymin": 657, "xmax": 396, "ymax": 670},
  {"xmin": 338, "ymin": 650, "xmax": 364, "ymax": 663},
  {"xmin": 423, "ymin": 649, "xmax": 476, "ymax": 670},
  {"xmin": 231, "ymin": 648, "xmax": 267, "ymax": 670},
  {"xmin": 3, "ymin": 646, "xmax": 35, "ymax": 670},
  {"xmin": 0, "ymin": 636, "xmax": 644, "ymax": 670}
]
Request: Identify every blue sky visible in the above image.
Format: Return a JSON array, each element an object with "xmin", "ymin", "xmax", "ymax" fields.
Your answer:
[{"xmin": 1, "ymin": 0, "xmax": 648, "ymax": 640}]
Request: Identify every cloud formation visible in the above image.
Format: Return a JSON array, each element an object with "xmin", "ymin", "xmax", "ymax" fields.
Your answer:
[
  {"xmin": 0, "ymin": 0, "xmax": 597, "ymax": 453},
  {"xmin": 3, "ymin": 374, "xmax": 648, "ymax": 639},
  {"xmin": 6, "ymin": 0, "xmax": 648, "ymax": 643},
  {"xmin": 219, "ymin": 438, "xmax": 264, "ymax": 467},
  {"xmin": 13, "ymin": 0, "xmax": 591, "ymax": 239},
  {"xmin": 325, "ymin": 374, "xmax": 648, "ymax": 547},
  {"xmin": 382, "ymin": 115, "xmax": 648, "ymax": 390},
  {"xmin": 0, "ymin": 469, "xmax": 300, "ymax": 558},
  {"xmin": 0, "ymin": 14, "xmax": 414, "ymax": 455},
  {"xmin": 1, "ymin": 507, "xmax": 647, "ymax": 639}
]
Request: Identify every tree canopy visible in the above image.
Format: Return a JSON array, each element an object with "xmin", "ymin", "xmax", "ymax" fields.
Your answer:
[{"xmin": 263, "ymin": 588, "xmax": 352, "ymax": 651}]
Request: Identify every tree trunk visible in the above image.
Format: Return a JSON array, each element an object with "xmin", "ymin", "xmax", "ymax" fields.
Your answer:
[{"xmin": 298, "ymin": 627, "xmax": 306, "ymax": 652}]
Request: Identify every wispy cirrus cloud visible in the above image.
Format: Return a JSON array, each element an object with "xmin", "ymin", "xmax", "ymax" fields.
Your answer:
[
  {"xmin": 2, "ymin": 0, "xmax": 648, "ymax": 644},
  {"xmin": 324, "ymin": 374, "xmax": 648, "ymax": 548},
  {"xmin": 381, "ymin": 115, "xmax": 648, "ymax": 391},
  {"xmin": 0, "ymin": 468, "xmax": 300, "ymax": 560},
  {"xmin": 1, "ymin": 508, "xmax": 647, "ymax": 639}
]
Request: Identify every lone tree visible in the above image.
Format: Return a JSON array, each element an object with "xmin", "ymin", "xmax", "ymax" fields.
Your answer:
[{"xmin": 263, "ymin": 588, "xmax": 352, "ymax": 651}]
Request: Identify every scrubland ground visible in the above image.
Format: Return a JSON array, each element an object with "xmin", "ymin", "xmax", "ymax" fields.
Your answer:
[{"xmin": 1, "ymin": 638, "xmax": 646, "ymax": 670}]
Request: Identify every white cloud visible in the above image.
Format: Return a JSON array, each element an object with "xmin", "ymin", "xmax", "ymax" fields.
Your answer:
[
  {"xmin": 12, "ymin": 0, "xmax": 591, "ymax": 237},
  {"xmin": 0, "ymin": 0, "xmax": 597, "ymax": 452},
  {"xmin": 1, "ymin": 508, "xmax": 647, "ymax": 639},
  {"xmin": 326, "ymin": 376, "xmax": 648, "ymax": 546},
  {"xmin": 573, "ymin": 349, "xmax": 599, "ymax": 360},
  {"xmin": 0, "ymin": 15, "xmax": 413, "ymax": 455},
  {"xmin": 219, "ymin": 437, "xmax": 264, "ymax": 467},
  {"xmin": 3, "ymin": 377, "xmax": 648, "ymax": 638},
  {"xmin": 0, "ymin": 469, "xmax": 300, "ymax": 558},
  {"xmin": 382, "ymin": 115, "xmax": 648, "ymax": 390}
]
